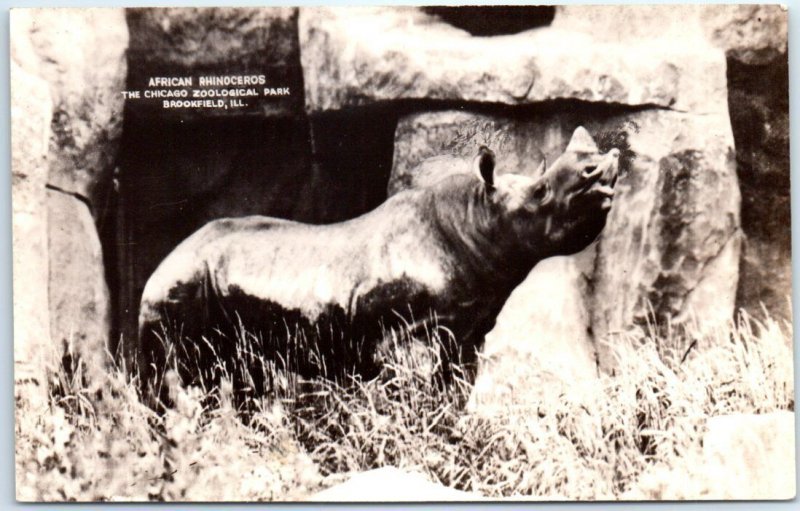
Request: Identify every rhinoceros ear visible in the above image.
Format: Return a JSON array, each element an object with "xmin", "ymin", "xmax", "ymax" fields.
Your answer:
[
  {"xmin": 474, "ymin": 145, "xmax": 496, "ymax": 188},
  {"xmin": 565, "ymin": 126, "xmax": 599, "ymax": 153}
]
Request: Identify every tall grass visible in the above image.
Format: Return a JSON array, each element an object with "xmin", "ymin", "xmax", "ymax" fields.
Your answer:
[{"xmin": 15, "ymin": 310, "xmax": 794, "ymax": 501}]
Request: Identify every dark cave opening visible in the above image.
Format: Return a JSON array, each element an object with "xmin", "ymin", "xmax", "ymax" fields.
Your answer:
[
  {"xmin": 106, "ymin": 105, "xmax": 400, "ymax": 357},
  {"xmin": 422, "ymin": 6, "xmax": 555, "ymax": 36}
]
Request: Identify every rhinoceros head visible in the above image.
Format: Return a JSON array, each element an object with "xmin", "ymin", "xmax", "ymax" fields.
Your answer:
[{"xmin": 479, "ymin": 126, "xmax": 620, "ymax": 258}]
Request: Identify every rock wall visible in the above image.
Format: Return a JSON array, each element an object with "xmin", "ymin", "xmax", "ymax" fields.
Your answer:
[
  {"xmin": 11, "ymin": 8, "xmax": 128, "ymax": 390},
  {"xmin": 9, "ymin": 6, "xmax": 789, "ymax": 408},
  {"xmin": 554, "ymin": 4, "xmax": 791, "ymax": 327},
  {"xmin": 298, "ymin": 7, "xmax": 726, "ymax": 114},
  {"xmin": 10, "ymin": 59, "xmax": 53, "ymax": 409},
  {"xmin": 726, "ymin": 37, "xmax": 791, "ymax": 326},
  {"xmin": 295, "ymin": 6, "xmax": 784, "ymax": 407}
]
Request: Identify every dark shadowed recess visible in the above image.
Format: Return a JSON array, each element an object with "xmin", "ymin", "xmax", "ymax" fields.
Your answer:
[
  {"xmin": 422, "ymin": 6, "xmax": 555, "ymax": 36},
  {"xmin": 727, "ymin": 56, "xmax": 791, "ymax": 322},
  {"xmin": 106, "ymin": 104, "xmax": 400, "ymax": 356}
]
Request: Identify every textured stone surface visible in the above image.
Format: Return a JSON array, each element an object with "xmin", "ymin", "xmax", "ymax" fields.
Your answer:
[
  {"xmin": 700, "ymin": 412, "xmax": 795, "ymax": 499},
  {"xmin": 728, "ymin": 56, "xmax": 791, "ymax": 324},
  {"xmin": 389, "ymin": 110, "xmax": 549, "ymax": 195},
  {"xmin": 389, "ymin": 107, "xmax": 739, "ymax": 395},
  {"xmin": 11, "ymin": 8, "xmax": 123, "ymax": 387},
  {"xmin": 126, "ymin": 7, "xmax": 303, "ymax": 118},
  {"xmin": 298, "ymin": 6, "xmax": 727, "ymax": 115},
  {"xmin": 469, "ymin": 254, "xmax": 599, "ymax": 412},
  {"xmin": 553, "ymin": 5, "xmax": 713, "ymax": 42},
  {"xmin": 47, "ymin": 190, "xmax": 111, "ymax": 386},
  {"xmin": 627, "ymin": 411, "xmax": 795, "ymax": 500},
  {"xmin": 588, "ymin": 110, "xmax": 740, "ymax": 368},
  {"xmin": 554, "ymin": 4, "xmax": 788, "ymax": 65},
  {"xmin": 310, "ymin": 467, "xmax": 484, "ymax": 501},
  {"xmin": 700, "ymin": 5, "xmax": 787, "ymax": 65},
  {"xmin": 12, "ymin": 8, "xmax": 128, "ymax": 203},
  {"xmin": 557, "ymin": 5, "xmax": 790, "ymax": 325},
  {"xmin": 10, "ymin": 60, "xmax": 53, "ymax": 409}
]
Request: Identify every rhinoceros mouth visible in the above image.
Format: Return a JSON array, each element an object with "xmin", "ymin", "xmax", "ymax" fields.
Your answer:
[{"xmin": 571, "ymin": 149, "xmax": 620, "ymax": 208}]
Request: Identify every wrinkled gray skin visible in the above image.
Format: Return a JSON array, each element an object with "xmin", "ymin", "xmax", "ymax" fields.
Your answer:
[{"xmin": 138, "ymin": 126, "xmax": 619, "ymax": 397}]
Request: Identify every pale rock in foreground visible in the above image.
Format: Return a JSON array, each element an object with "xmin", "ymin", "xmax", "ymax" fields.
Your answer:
[
  {"xmin": 309, "ymin": 467, "xmax": 484, "ymax": 502},
  {"xmin": 469, "ymin": 254, "xmax": 598, "ymax": 412},
  {"xmin": 629, "ymin": 411, "xmax": 795, "ymax": 500},
  {"xmin": 702, "ymin": 412, "xmax": 795, "ymax": 500}
]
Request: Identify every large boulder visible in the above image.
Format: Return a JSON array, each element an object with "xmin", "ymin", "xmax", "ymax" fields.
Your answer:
[
  {"xmin": 298, "ymin": 6, "xmax": 727, "ymax": 115},
  {"xmin": 47, "ymin": 191, "xmax": 111, "ymax": 387},
  {"xmin": 554, "ymin": 4, "xmax": 788, "ymax": 65},
  {"xmin": 730, "ymin": 57, "xmax": 791, "ymax": 324},
  {"xmin": 469, "ymin": 254, "xmax": 599, "ymax": 412},
  {"xmin": 10, "ymin": 8, "xmax": 126, "ymax": 385},
  {"xmin": 10, "ymin": 60, "xmax": 53, "ymax": 409},
  {"xmin": 12, "ymin": 8, "xmax": 127, "ymax": 204},
  {"xmin": 700, "ymin": 412, "xmax": 795, "ymax": 499},
  {"xmin": 551, "ymin": 5, "xmax": 709, "ymax": 41},
  {"xmin": 389, "ymin": 107, "xmax": 739, "ymax": 404},
  {"xmin": 699, "ymin": 5, "xmax": 787, "ymax": 65},
  {"xmin": 126, "ymin": 7, "xmax": 304, "ymax": 118},
  {"xmin": 553, "ymin": 5, "xmax": 789, "ymax": 326},
  {"xmin": 588, "ymin": 110, "xmax": 740, "ymax": 366},
  {"xmin": 629, "ymin": 411, "xmax": 795, "ymax": 499}
]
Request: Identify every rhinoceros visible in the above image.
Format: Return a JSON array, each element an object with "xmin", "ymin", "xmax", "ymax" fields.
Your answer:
[{"xmin": 137, "ymin": 126, "xmax": 619, "ymax": 396}]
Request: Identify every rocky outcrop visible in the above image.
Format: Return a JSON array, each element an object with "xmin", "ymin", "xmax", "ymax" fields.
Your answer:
[
  {"xmin": 298, "ymin": 7, "xmax": 727, "ymax": 115},
  {"xmin": 13, "ymin": 8, "xmax": 127, "ymax": 204},
  {"xmin": 10, "ymin": 8, "xmax": 127, "ymax": 386},
  {"xmin": 47, "ymin": 191, "xmax": 111, "ymax": 387},
  {"xmin": 469, "ymin": 254, "xmax": 599, "ymax": 412},
  {"xmin": 126, "ymin": 7, "xmax": 304, "ymax": 118},
  {"xmin": 300, "ymin": 5, "xmax": 752, "ymax": 401},
  {"xmin": 699, "ymin": 5, "xmax": 788, "ymax": 65},
  {"xmin": 727, "ymin": 51, "xmax": 790, "ymax": 325},
  {"xmin": 589, "ymin": 111, "xmax": 740, "ymax": 365},
  {"xmin": 10, "ymin": 60, "xmax": 53, "ymax": 409},
  {"xmin": 388, "ymin": 110, "xmax": 549, "ymax": 195},
  {"xmin": 730, "ymin": 58, "xmax": 791, "ymax": 324},
  {"xmin": 554, "ymin": 4, "xmax": 788, "ymax": 66},
  {"xmin": 553, "ymin": 4, "xmax": 790, "ymax": 326}
]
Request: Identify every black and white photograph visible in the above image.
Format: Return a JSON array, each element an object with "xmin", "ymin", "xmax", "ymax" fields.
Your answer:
[{"xmin": 10, "ymin": 3, "xmax": 794, "ymax": 502}]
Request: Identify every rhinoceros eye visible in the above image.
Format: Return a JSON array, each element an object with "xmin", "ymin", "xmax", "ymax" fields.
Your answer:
[{"xmin": 531, "ymin": 182, "xmax": 552, "ymax": 204}]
